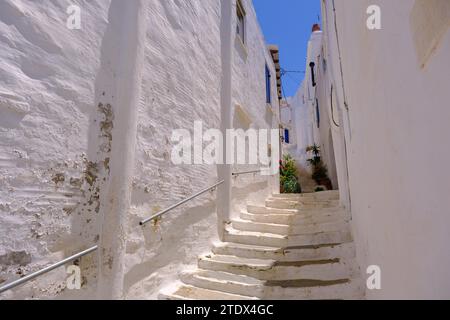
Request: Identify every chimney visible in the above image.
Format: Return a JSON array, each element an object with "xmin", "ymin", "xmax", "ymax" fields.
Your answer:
[{"xmin": 312, "ymin": 24, "xmax": 321, "ymax": 33}]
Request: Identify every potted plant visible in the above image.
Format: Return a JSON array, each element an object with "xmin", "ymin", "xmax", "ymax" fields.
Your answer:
[
  {"xmin": 280, "ymin": 154, "xmax": 302, "ymax": 194},
  {"xmin": 306, "ymin": 144, "xmax": 333, "ymax": 190}
]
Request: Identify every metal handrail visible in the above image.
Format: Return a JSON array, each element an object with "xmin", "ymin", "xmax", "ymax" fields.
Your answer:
[
  {"xmin": 139, "ymin": 180, "xmax": 225, "ymax": 226},
  {"xmin": 232, "ymin": 169, "xmax": 261, "ymax": 177},
  {"xmin": 0, "ymin": 245, "xmax": 98, "ymax": 294},
  {"xmin": 0, "ymin": 177, "xmax": 242, "ymax": 293}
]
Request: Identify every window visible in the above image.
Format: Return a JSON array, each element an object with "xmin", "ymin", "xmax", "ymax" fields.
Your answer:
[
  {"xmin": 236, "ymin": 0, "xmax": 246, "ymax": 44},
  {"xmin": 309, "ymin": 62, "xmax": 316, "ymax": 87},
  {"xmin": 315, "ymin": 98, "xmax": 320, "ymax": 128},
  {"xmin": 284, "ymin": 129, "xmax": 290, "ymax": 144},
  {"xmin": 265, "ymin": 64, "xmax": 271, "ymax": 104}
]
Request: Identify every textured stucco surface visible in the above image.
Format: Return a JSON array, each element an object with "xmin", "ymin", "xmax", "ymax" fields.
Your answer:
[
  {"xmin": 229, "ymin": 0, "xmax": 280, "ymax": 218},
  {"xmin": 320, "ymin": 0, "xmax": 450, "ymax": 299},
  {"xmin": 0, "ymin": 0, "xmax": 111, "ymax": 299},
  {"xmin": 0, "ymin": 0, "xmax": 279, "ymax": 299},
  {"xmin": 126, "ymin": 0, "xmax": 280, "ymax": 298},
  {"xmin": 410, "ymin": 0, "xmax": 450, "ymax": 69}
]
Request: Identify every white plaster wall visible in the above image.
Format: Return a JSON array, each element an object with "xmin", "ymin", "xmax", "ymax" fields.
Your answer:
[
  {"xmin": 320, "ymin": 0, "xmax": 352, "ymax": 209},
  {"xmin": 229, "ymin": 0, "xmax": 280, "ymax": 216},
  {"xmin": 322, "ymin": 0, "xmax": 450, "ymax": 299},
  {"xmin": 124, "ymin": 0, "xmax": 223, "ymax": 299},
  {"xmin": 280, "ymin": 104, "xmax": 291, "ymax": 126},
  {"xmin": 291, "ymin": 81, "xmax": 309, "ymax": 167},
  {"xmin": 0, "ymin": 0, "xmax": 279, "ymax": 300},
  {"xmin": 315, "ymin": 46, "xmax": 339, "ymax": 190},
  {"xmin": 290, "ymin": 31, "xmax": 324, "ymax": 172},
  {"xmin": 0, "ymin": 0, "xmax": 111, "ymax": 299}
]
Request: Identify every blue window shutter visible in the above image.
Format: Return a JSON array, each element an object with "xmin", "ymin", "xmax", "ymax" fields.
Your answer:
[
  {"xmin": 265, "ymin": 65, "xmax": 271, "ymax": 104},
  {"xmin": 284, "ymin": 129, "xmax": 290, "ymax": 144}
]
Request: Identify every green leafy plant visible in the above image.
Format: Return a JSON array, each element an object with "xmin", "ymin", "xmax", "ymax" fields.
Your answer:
[
  {"xmin": 280, "ymin": 154, "xmax": 302, "ymax": 194},
  {"xmin": 306, "ymin": 144, "xmax": 333, "ymax": 190},
  {"xmin": 306, "ymin": 145, "xmax": 320, "ymax": 157},
  {"xmin": 283, "ymin": 176, "xmax": 301, "ymax": 194}
]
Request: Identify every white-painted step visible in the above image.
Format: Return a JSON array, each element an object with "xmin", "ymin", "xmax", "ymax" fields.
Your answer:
[
  {"xmin": 266, "ymin": 199, "xmax": 340, "ymax": 210},
  {"xmin": 232, "ymin": 218, "xmax": 350, "ymax": 236},
  {"xmin": 212, "ymin": 242, "xmax": 356, "ymax": 262},
  {"xmin": 240, "ymin": 210, "xmax": 350, "ymax": 226},
  {"xmin": 231, "ymin": 219, "xmax": 290, "ymax": 235},
  {"xmin": 268, "ymin": 198, "xmax": 340, "ymax": 206},
  {"xmin": 181, "ymin": 270, "xmax": 265, "ymax": 298},
  {"xmin": 247, "ymin": 205, "xmax": 348, "ymax": 218},
  {"xmin": 224, "ymin": 226, "xmax": 289, "ymax": 247},
  {"xmin": 159, "ymin": 283, "xmax": 257, "ymax": 300},
  {"xmin": 247, "ymin": 204, "xmax": 299, "ymax": 215},
  {"xmin": 181, "ymin": 269, "xmax": 364, "ymax": 300},
  {"xmin": 287, "ymin": 230, "xmax": 353, "ymax": 247},
  {"xmin": 272, "ymin": 191, "xmax": 339, "ymax": 201},
  {"xmin": 224, "ymin": 226, "xmax": 352, "ymax": 247},
  {"xmin": 198, "ymin": 254, "xmax": 358, "ymax": 281},
  {"xmin": 263, "ymin": 279, "xmax": 365, "ymax": 300}
]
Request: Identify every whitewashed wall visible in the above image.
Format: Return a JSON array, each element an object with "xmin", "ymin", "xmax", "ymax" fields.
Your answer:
[
  {"xmin": 122, "ymin": 0, "xmax": 223, "ymax": 300},
  {"xmin": 229, "ymin": 0, "xmax": 280, "ymax": 218},
  {"xmin": 290, "ymin": 81, "xmax": 310, "ymax": 169},
  {"xmin": 290, "ymin": 30, "xmax": 324, "ymax": 172},
  {"xmin": 0, "ymin": 0, "xmax": 279, "ymax": 300},
  {"xmin": 314, "ymin": 38, "xmax": 339, "ymax": 190},
  {"xmin": 321, "ymin": 0, "xmax": 450, "ymax": 299},
  {"xmin": 0, "ymin": 0, "xmax": 111, "ymax": 299}
]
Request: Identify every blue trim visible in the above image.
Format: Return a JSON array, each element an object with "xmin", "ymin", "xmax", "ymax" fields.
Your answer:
[
  {"xmin": 265, "ymin": 64, "xmax": 271, "ymax": 104},
  {"xmin": 284, "ymin": 129, "xmax": 290, "ymax": 144}
]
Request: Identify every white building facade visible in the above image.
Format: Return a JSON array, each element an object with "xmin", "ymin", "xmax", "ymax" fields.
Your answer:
[
  {"xmin": 292, "ymin": 0, "xmax": 450, "ymax": 299},
  {"xmin": 290, "ymin": 25, "xmax": 339, "ymax": 188}
]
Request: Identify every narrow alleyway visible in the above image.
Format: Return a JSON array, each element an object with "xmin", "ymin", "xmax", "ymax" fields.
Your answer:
[
  {"xmin": 1, "ymin": 0, "xmax": 449, "ymax": 302},
  {"xmin": 160, "ymin": 191, "xmax": 364, "ymax": 300}
]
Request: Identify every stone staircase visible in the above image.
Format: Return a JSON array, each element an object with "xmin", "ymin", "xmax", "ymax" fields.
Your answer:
[{"xmin": 159, "ymin": 191, "xmax": 364, "ymax": 300}]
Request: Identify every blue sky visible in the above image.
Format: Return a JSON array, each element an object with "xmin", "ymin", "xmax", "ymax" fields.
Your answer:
[{"xmin": 253, "ymin": 0, "xmax": 322, "ymax": 97}]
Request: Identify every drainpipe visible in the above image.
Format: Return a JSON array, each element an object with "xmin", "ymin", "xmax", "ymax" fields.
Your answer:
[
  {"xmin": 217, "ymin": 0, "xmax": 234, "ymax": 240},
  {"xmin": 95, "ymin": 0, "xmax": 147, "ymax": 299}
]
